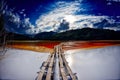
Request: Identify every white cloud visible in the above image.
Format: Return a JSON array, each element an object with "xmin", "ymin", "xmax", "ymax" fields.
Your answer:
[
  {"xmin": 104, "ymin": 27, "xmax": 120, "ymax": 31},
  {"xmin": 69, "ymin": 15, "xmax": 109, "ymax": 29},
  {"xmin": 3, "ymin": 8, "xmax": 36, "ymax": 34},
  {"xmin": 35, "ymin": 1, "xmax": 81, "ymax": 32},
  {"xmin": 35, "ymin": 1, "xmax": 113, "ymax": 32},
  {"xmin": 3, "ymin": 1, "xmax": 120, "ymax": 35}
]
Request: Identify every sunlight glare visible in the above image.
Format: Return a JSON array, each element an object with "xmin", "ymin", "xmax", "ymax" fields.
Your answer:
[
  {"xmin": 64, "ymin": 15, "xmax": 77, "ymax": 23},
  {"xmin": 65, "ymin": 52, "xmax": 74, "ymax": 67}
]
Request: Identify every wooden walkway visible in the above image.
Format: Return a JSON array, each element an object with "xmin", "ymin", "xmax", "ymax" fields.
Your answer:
[{"xmin": 36, "ymin": 44, "xmax": 77, "ymax": 80}]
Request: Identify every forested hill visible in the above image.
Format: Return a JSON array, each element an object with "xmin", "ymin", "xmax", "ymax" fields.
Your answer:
[
  {"xmin": 10, "ymin": 28, "xmax": 120, "ymax": 40},
  {"xmin": 49, "ymin": 28, "xmax": 120, "ymax": 40}
]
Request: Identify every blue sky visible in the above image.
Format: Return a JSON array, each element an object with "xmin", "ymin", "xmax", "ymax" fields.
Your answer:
[{"xmin": 3, "ymin": 0, "xmax": 120, "ymax": 34}]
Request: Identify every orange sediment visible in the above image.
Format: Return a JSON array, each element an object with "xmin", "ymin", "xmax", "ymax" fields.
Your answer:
[
  {"xmin": 7, "ymin": 41, "xmax": 120, "ymax": 53},
  {"xmin": 7, "ymin": 41, "xmax": 61, "ymax": 53},
  {"xmin": 62, "ymin": 41, "xmax": 120, "ymax": 51}
]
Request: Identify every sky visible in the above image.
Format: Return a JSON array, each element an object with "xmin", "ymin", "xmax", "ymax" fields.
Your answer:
[{"xmin": 2, "ymin": 0, "xmax": 120, "ymax": 34}]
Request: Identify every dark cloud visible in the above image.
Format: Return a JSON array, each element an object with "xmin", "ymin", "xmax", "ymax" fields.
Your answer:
[{"xmin": 58, "ymin": 19, "xmax": 69, "ymax": 32}]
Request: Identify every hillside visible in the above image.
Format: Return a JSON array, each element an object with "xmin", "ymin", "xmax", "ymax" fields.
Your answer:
[
  {"xmin": 50, "ymin": 28, "xmax": 120, "ymax": 40},
  {"xmin": 6, "ymin": 28, "xmax": 120, "ymax": 40}
]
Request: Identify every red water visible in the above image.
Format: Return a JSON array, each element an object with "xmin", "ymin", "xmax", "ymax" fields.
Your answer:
[
  {"xmin": 8, "ymin": 41, "xmax": 120, "ymax": 52},
  {"xmin": 37, "ymin": 42, "xmax": 61, "ymax": 48},
  {"xmin": 62, "ymin": 41, "xmax": 120, "ymax": 50}
]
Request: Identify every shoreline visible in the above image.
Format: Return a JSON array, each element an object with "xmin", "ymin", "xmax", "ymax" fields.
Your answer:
[{"xmin": 6, "ymin": 40, "xmax": 120, "ymax": 53}]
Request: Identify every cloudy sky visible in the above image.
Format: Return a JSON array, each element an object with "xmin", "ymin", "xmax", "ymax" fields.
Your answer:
[{"xmin": 2, "ymin": 0, "xmax": 120, "ymax": 34}]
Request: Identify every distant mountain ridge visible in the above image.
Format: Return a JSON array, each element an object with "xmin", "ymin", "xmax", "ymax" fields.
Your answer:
[
  {"xmin": 49, "ymin": 28, "xmax": 120, "ymax": 40},
  {"xmin": 8, "ymin": 28, "xmax": 120, "ymax": 40}
]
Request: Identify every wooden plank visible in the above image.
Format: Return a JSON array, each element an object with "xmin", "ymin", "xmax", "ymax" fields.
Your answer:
[
  {"xmin": 37, "ymin": 44, "xmax": 77, "ymax": 80},
  {"xmin": 61, "ymin": 54, "xmax": 76, "ymax": 80},
  {"xmin": 37, "ymin": 55, "xmax": 52, "ymax": 80},
  {"xmin": 59, "ymin": 53, "xmax": 68, "ymax": 80},
  {"xmin": 60, "ymin": 68, "xmax": 68, "ymax": 80},
  {"xmin": 46, "ymin": 54, "xmax": 55, "ymax": 80}
]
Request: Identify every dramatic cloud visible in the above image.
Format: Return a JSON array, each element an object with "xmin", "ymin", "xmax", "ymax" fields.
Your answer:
[
  {"xmin": 58, "ymin": 19, "xmax": 70, "ymax": 32},
  {"xmin": 2, "ymin": 0, "xmax": 120, "ymax": 34},
  {"xmin": 2, "ymin": 7, "xmax": 36, "ymax": 34},
  {"xmin": 35, "ymin": 1, "xmax": 120, "ymax": 33},
  {"xmin": 35, "ymin": 1, "xmax": 80, "ymax": 32}
]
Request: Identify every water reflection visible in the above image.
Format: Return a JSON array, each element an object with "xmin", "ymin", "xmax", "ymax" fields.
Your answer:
[
  {"xmin": 66, "ymin": 53, "xmax": 73, "ymax": 67},
  {"xmin": 65, "ymin": 50, "xmax": 76, "ymax": 67},
  {"xmin": 0, "ymin": 49, "xmax": 49, "ymax": 80},
  {"xmin": 64, "ymin": 46, "xmax": 120, "ymax": 80}
]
